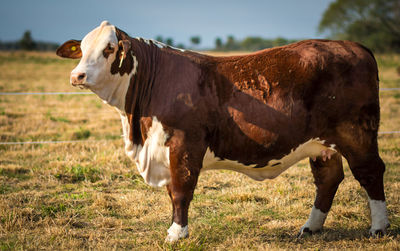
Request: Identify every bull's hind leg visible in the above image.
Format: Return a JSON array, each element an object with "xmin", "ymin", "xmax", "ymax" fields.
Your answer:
[
  {"xmin": 298, "ymin": 153, "xmax": 344, "ymax": 237},
  {"xmin": 345, "ymin": 150, "xmax": 389, "ymax": 236},
  {"xmin": 337, "ymin": 114, "xmax": 389, "ymax": 236}
]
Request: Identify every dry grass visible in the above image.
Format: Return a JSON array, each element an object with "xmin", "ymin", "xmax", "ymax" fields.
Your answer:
[{"xmin": 0, "ymin": 51, "xmax": 399, "ymax": 250}]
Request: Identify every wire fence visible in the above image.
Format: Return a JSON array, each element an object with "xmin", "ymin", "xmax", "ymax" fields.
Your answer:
[
  {"xmin": 1, "ymin": 131, "xmax": 399, "ymax": 146},
  {"xmin": 0, "ymin": 92, "xmax": 93, "ymax": 96},
  {"xmin": 0, "ymin": 88, "xmax": 399, "ymax": 96},
  {"xmin": 1, "ymin": 89, "xmax": 400, "ymax": 146},
  {"xmin": 0, "ymin": 140, "xmax": 103, "ymax": 145},
  {"xmin": 380, "ymin": 88, "xmax": 400, "ymax": 91}
]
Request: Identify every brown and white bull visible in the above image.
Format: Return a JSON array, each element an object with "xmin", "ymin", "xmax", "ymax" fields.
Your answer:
[{"xmin": 57, "ymin": 21, "xmax": 389, "ymax": 241}]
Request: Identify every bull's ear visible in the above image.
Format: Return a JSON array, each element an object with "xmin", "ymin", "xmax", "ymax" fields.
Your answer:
[
  {"xmin": 118, "ymin": 40, "xmax": 131, "ymax": 60},
  {"xmin": 56, "ymin": 40, "xmax": 82, "ymax": 59}
]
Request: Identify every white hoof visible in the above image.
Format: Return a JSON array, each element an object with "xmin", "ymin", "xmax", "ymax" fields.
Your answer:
[
  {"xmin": 298, "ymin": 226, "xmax": 317, "ymax": 238},
  {"xmin": 369, "ymin": 198, "xmax": 390, "ymax": 237},
  {"xmin": 165, "ymin": 222, "xmax": 189, "ymax": 243},
  {"xmin": 298, "ymin": 206, "xmax": 327, "ymax": 238},
  {"xmin": 369, "ymin": 226, "xmax": 389, "ymax": 237}
]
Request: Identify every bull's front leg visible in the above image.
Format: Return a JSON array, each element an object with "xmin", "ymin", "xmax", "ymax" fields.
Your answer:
[
  {"xmin": 165, "ymin": 180, "xmax": 196, "ymax": 242},
  {"xmin": 164, "ymin": 132, "xmax": 203, "ymax": 242}
]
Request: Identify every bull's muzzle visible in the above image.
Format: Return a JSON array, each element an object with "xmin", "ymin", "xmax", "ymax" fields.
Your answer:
[{"xmin": 70, "ymin": 72, "xmax": 87, "ymax": 87}]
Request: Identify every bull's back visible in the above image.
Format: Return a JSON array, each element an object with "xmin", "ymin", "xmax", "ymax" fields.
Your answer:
[{"xmin": 205, "ymin": 39, "xmax": 379, "ymax": 165}]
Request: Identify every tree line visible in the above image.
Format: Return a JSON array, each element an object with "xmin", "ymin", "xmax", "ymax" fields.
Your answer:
[
  {"xmin": 138, "ymin": 35, "xmax": 297, "ymax": 51},
  {"xmin": 0, "ymin": 31, "xmax": 296, "ymax": 52},
  {"xmin": 0, "ymin": 31, "xmax": 59, "ymax": 51},
  {"xmin": 213, "ymin": 36, "xmax": 298, "ymax": 51},
  {"xmin": 164, "ymin": 0, "xmax": 400, "ymax": 53}
]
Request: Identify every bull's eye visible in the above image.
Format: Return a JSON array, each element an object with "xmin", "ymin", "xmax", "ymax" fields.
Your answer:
[{"xmin": 103, "ymin": 43, "xmax": 115, "ymax": 58}]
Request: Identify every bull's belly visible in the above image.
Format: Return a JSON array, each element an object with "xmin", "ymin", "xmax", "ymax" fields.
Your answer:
[
  {"xmin": 202, "ymin": 138, "xmax": 336, "ymax": 181},
  {"xmin": 122, "ymin": 115, "xmax": 337, "ymax": 186}
]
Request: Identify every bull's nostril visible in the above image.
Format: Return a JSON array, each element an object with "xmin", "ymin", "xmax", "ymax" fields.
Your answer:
[{"xmin": 77, "ymin": 73, "xmax": 86, "ymax": 81}]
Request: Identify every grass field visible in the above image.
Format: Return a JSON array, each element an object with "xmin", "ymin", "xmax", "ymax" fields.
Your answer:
[{"xmin": 0, "ymin": 51, "xmax": 399, "ymax": 250}]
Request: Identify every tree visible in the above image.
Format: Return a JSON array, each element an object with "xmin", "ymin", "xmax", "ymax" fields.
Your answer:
[
  {"xmin": 165, "ymin": 38, "xmax": 174, "ymax": 46},
  {"xmin": 19, "ymin": 30, "xmax": 36, "ymax": 50},
  {"xmin": 225, "ymin": 35, "xmax": 240, "ymax": 51},
  {"xmin": 190, "ymin": 36, "xmax": 201, "ymax": 48},
  {"xmin": 215, "ymin": 37, "xmax": 223, "ymax": 50},
  {"xmin": 272, "ymin": 37, "xmax": 288, "ymax": 47},
  {"xmin": 240, "ymin": 37, "xmax": 270, "ymax": 51},
  {"xmin": 318, "ymin": 0, "xmax": 400, "ymax": 52},
  {"xmin": 155, "ymin": 35, "xmax": 163, "ymax": 43},
  {"xmin": 176, "ymin": 43, "xmax": 185, "ymax": 49}
]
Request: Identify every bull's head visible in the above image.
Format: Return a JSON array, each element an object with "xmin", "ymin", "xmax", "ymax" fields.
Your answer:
[{"xmin": 56, "ymin": 21, "xmax": 136, "ymax": 109}]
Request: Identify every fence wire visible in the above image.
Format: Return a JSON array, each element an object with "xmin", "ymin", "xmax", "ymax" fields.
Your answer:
[
  {"xmin": 0, "ymin": 88, "xmax": 399, "ymax": 96},
  {"xmin": 0, "ymin": 92, "xmax": 93, "ymax": 95},
  {"xmin": 0, "ymin": 130, "xmax": 398, "ymax": 146},
  {"xmin": 0, "ymin": 140, "xmax": 101, "ymax": 145},
  {"xmin": 380, "ymin": 88, "xmax": 400, "ymax": 91}
]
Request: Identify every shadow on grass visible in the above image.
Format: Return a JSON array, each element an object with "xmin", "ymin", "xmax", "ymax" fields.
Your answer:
[{"xmin": 237, "ymin": 223, "xmax": 394, "ymax": 243}]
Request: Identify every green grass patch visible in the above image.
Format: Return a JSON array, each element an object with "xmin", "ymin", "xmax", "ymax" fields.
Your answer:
[
  {"xmin": 4, "ymin": 112, "xmax": 24, "ymax": 119},
  {"xmin": 0, "ymin": 167, "xmax": 31, "ymax": 180},
  {"xmin": 55, "ymin": 164, "xmax": 102, "ymax": 183},
  {"xmin": 0, "ymin": 240, "xmax": 18, "ymax": 251},
  {"xmin": 50, "ymin": 116, "xmax": 71, "ymax": 123},
  {"xmin": 40, "ymin": 203, "xmax": 67, "ymax": 217},
  {"xmin": 45, "ymin": 111, "xmax": 71, "ymax": 123},
  {"xmin": 0, "ymin": 184, "xmax": 16, "ymax": 194},
  {"xmin": 63, "ymin": 191, "xmax": 90, "ymax": 200},
  {"xmin": 104, "ymin": 134, "xmax": 121, "ymax": 140},
  {"xmin": 71, "ymin": 128, "xmax": 91, "ymax": 140},
  {"xmin": 258, "ymin": 208, "xmax": 284, "ymax": 219}
]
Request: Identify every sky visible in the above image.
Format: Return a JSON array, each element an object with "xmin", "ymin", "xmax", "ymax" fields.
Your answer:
[{"xmin": 0, "ymin": 0, "xmax": 334, "ymax": 49}]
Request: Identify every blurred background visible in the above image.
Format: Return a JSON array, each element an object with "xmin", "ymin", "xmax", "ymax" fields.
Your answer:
[{"xmin": 1, "ymin": 0, "xmax": 399, "ymax": 52}]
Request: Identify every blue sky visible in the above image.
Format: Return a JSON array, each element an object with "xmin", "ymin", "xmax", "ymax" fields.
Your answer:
[{"xmin": 0, "ymin": 0, "xmax": 334, "ymax": 48}]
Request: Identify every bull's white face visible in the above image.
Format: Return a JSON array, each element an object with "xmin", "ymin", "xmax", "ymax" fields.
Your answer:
[
  {"xmin": 72, "ymin": 21, "xmax": 118, "ymax": 89},
  {"xmin": 57, "ymin": 21, "xmax": 136, "ymax": 110},
  {"xmin": 57, "ymin": 21, "xmax": 118, "ymax": 89}
]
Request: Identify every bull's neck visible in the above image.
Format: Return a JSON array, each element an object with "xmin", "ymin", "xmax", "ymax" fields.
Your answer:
[
  {"xmin": 124, "ymin": 38, "xmax": 167, "ymax": 145},
  {"xmin": 124, "ymin": 38, "xmax": 164, "ymax": 114}
]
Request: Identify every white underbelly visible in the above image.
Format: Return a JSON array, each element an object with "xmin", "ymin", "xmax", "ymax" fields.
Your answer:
[{"xmin": 202, "ymin": 138, "xmax": 336, "ymax": 181}]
